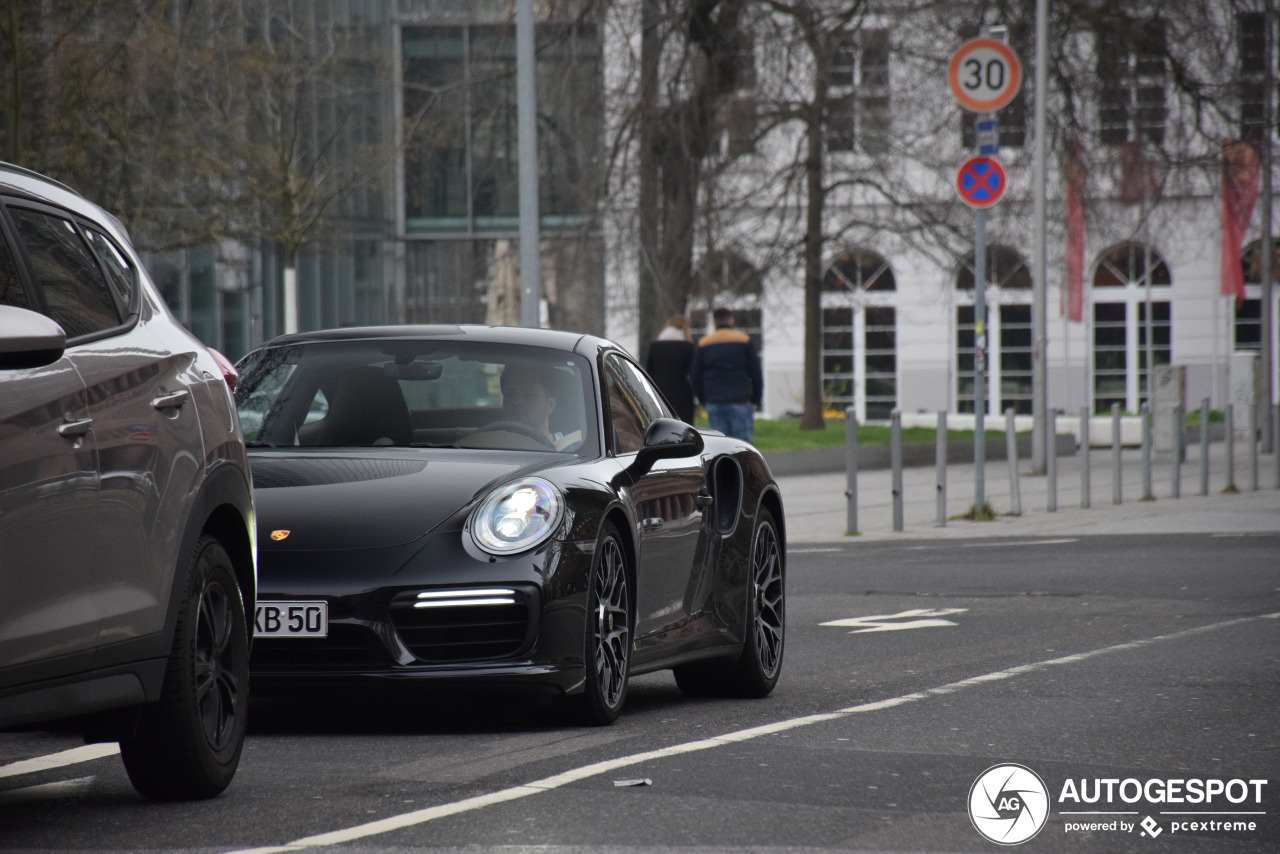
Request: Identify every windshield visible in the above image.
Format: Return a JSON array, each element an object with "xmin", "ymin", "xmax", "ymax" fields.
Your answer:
[{"xmin": 235, "ymin": 339, "xmax": 597, "ymax": 456}]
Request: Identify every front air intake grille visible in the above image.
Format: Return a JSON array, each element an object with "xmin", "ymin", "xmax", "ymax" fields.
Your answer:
[
  {"xmin": 250, "ymin": 623, "xmax": 392, "ymax": 670},
  {"xmin": 389, "ymin": 586, "xmax": 537, "ymax": 663}
]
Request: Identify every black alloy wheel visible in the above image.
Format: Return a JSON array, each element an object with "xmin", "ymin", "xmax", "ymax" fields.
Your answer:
[
  {"xmin": 673, "ymin": 506, "xmax": 785, "ymax": 697},
  {"xmin": 120, "ymin": 535, "xmax": 249, "ymax": 799},
  {"xmin": 569, "ymin": 521, "xmax": 632, "ymax": 725}
]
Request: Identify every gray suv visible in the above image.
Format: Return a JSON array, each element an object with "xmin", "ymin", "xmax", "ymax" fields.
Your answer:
[{"xmin": 0, "ymin": 163, "xmax": 256, "ymax": 800}]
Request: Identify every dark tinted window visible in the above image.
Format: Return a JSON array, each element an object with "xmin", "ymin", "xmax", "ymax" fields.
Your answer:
[
  {"xmin": 604, "ymin": 354, "xmax": 669, "ymax": 454},
  {"xmin": 0, "ymin": 231, "xmax": 27, "ymax": 310},
  {"xmin": 9, "ymin": 208, "xmax": 119, "ymax": 338},
  {"xmin": 83, "ymin": 227, "xmax": 136, "ymax": 311}
]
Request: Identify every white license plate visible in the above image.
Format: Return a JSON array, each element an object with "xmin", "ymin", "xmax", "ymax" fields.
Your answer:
[{"xmin": 254, "ymin": 601, "xmax": 328, "ymax": 638}]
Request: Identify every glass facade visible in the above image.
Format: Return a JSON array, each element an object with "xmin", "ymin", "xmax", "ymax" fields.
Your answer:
[{"xmin": 402, "ymin": 23, "xmax": 601, "ymax": 234}]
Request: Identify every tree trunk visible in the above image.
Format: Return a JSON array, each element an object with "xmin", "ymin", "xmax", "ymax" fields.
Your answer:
[{"xmin": 801, "ymin": 58, "xmax": 828, "ymax": 430}]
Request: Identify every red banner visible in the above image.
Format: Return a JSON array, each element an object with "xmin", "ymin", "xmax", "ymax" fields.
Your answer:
[
  {"xmin": 1064, "ymin": 140, "xmax": 1086, "ymax": 322},
  {"xmin": 1221, "ymin": 139, "xmax": 1260, "ymax": 306}
]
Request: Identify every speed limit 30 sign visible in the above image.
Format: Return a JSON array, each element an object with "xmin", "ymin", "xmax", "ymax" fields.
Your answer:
[{"xmin": 948, "ymin": 38, "xmax": 1022, "ymax": 113}]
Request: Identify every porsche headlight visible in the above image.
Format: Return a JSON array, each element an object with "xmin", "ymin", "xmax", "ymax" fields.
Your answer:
[{"xmin": 471, "ymin": 478, "xmax": 563, "ymax": 555}]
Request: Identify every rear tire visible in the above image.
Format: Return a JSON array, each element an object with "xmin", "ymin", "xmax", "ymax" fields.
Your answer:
[
  {"xmin": 120, "ymin": 535, "xmax": 249, "ymax": 800},
  {"xmin": 674, "ymin": 507, "xmax": 784, "ymax": 698},
  {"xmin": 564, "ymin": 521, "xmax": 632, "ymax": 725}
]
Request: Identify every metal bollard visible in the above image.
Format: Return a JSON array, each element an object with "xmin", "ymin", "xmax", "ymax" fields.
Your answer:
[
  {"xmin": 1112, "ymin": 403, "xmax": 1123, "ymax": 505},
  {"xmin": 1047, "ymin": 408, "xmax": 1058, "ymax": 512},
  {"xmin": 845, "ymin": 408, "xmax": 858, "ymax": 535},
  {"xmin": 1200, "ymin": 397, "xmax": 1210, "ymax": 496},
  {"xmin": 1249, "ymin": 403, "xmax": 1259, "ymax": 492},
  {"xmin": 1225, "ymin": 405, "xmax": 1236, "ymax": 492},
  {"xmin": 1171, "ymin": 404, "xmax": 1183, "ymax": 499},
  {"xmin": 1080, "ymin": 406, "xmax": 1091, "ymax": 509},
  {"xmin": 1275, "ymin": 403, "xmax": 1280, "ymax": 490},
  {"xmin": 936, "ymin": 411, "xmax": 947, "ymax": 527},
  {"xmin": 1005, "ymin": 408, "xmax": 1021, "ymax": 517},
  {"xmin": 891, "ymin": 409, "xmax": 904, "ymax": 532},
  {"xmin": 1141, "ymin": 402, "xmax": 1153, "ymax": 500}
]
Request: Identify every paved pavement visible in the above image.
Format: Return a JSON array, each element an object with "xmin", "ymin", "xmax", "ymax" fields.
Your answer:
[{"xmin": 775, "ymin": 441, "xmax": 1280, "ymax": 542}]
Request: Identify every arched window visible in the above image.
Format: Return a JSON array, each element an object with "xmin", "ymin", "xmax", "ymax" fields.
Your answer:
[
  {"xmin": 821, "ymin": 249, "xmax": 896, "ymax": 420},
  {"xmin": 1089, "ymin": 242, "xmax": 1172, "ymax": 413},
  {"xmin": 1237, "ymin": 239, "xmax": 1280, "ymax": 354},
  {"xmin": 953, "ymin": 245, "xmax": 1033, "ymax": 415}
]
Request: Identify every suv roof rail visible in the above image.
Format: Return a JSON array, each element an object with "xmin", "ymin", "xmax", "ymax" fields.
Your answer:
[{"xmin": 0, "ymin": 160, "xmax": 81, "ymax": 197}]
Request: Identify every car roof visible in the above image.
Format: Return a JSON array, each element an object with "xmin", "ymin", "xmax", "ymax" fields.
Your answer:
[
  {"xmin": 0, "ymin": 161, "xmax": 133, "ymax": 245},
  {"xmin": 258, "ymin": 324, "xmax": 620, "ymax": 357}
]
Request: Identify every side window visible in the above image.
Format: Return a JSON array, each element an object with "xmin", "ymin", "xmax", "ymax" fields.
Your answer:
[
  {"xmin": 83, "ymin": 227, "xmax": 137, "ymax": 311},
  {"xmin": 610, "ymin": 354, "xmax": 671, "ymax": 423},
  {"xmin": 604, "ymin": 362, "xmax": 648, "ymax": 454},
  {"xmin": 0, "ymin": 230, "xmax": 28, "ymax": 310},
  {"xmin": 604, "ymin": 354, "xmax": 671, "ymax": 454},
  {"xmin": 9, "ymin": 207, "xmax": 120, "ymax": 338}
]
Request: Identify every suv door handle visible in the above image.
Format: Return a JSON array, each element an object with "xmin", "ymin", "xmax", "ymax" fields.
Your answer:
[
  {"xmin": 58, "ymin": 416, "xmax": 93, "ymax": 438},
  {"xmin": 641, "ymin": 517, "xmax": 664, "ymax": 532},
  {"xmin": 151, "ymin": 389, "xmax": 190, "ymax": 412},
  {"xmin": 695, "ymin": 491, "xmax": 714, "ymax": 508}
]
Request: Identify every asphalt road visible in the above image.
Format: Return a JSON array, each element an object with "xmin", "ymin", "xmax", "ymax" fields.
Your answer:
[{"xmin": 2, "ymin": 532, "xmax": 1278, "ymax": 853}]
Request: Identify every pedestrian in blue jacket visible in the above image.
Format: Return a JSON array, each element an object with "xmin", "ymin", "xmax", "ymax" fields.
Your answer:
[{"xmin": 690, "ymin": 307, "xmax": 762, "ymax": 443}]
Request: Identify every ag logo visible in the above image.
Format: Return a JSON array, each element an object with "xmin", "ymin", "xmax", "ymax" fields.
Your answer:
[{"xmin": 969, "ymin": 764, "xmax": 1050, "ymax": 845}]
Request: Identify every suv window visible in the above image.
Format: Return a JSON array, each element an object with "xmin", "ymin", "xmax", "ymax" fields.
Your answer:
[
  {"xmin": 8, "ymin": 207, "xmax": 120, "ymax": 338},
  {"xmin": 83, "ymin": 226, "xmax": 137, "ymax": 311},
  {"xmin": 0, "ymin": 231, "xmax": 28, "ymax": 310}
]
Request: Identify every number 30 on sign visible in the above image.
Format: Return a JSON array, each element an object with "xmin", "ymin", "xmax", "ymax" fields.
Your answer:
[{"xmin": 948, "ymin": 38, "xmax": 1022, "ymax": 113}]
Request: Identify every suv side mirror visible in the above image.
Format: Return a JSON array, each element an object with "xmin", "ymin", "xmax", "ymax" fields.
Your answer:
[
  {"xmin": 629, "ymin": 417, "xmax": 705, "ymax": 477},
  {"xmin": 0, "ymin": 305, "xmax": 66, "ymax": 370}
]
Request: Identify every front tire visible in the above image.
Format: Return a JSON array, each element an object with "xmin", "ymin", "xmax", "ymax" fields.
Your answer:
[
  {"xmin": 674, "ymin": 506, "xmax": 784, "ymax": 698},
  {"xmin": 565, "ymin": 521, "xmax": 632, "ymax": 725},
  {"xmin": 120, "ymin": 535, "xmax": 249, "ymax": 799}
]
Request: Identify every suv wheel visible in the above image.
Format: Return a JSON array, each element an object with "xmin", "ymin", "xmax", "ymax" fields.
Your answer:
[{"xmin": 120, "ymin": 535, "xmax": 249, "ymax": 799}]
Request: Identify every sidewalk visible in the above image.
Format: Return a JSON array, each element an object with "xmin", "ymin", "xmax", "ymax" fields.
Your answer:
[{"xmin": 775, "ymin": 442, "xmax": 1280, "ymax": 543}]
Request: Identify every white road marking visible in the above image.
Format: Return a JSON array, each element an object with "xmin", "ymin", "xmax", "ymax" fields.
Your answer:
[
  {"xmin": 0, "ymin": 777, "xmax": 95, "ymax": 803},
  {"xmin": 0, "ymin": 743, "xmax": 118, "ymax": 779},
  {"xmin": 961, "ymin": 538, "xmax": 1078, "ymax": 547},
  {"xmin": 821, "ymin": 608, "xmax": 969, "ymax": 633},
  {"xmin": 223, "ymin": 613, "xmax": 1272, "ymax": 854}
]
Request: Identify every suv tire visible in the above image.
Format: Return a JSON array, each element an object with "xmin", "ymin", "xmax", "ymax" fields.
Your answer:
[{"xmin": 120, "ymin": 535, "xmax": 249, "ymax": 799}]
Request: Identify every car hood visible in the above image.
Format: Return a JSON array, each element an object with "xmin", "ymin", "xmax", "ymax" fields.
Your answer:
[{"xmin": 248, "ymin": 449, "xmax": 569, "ymax": 551}]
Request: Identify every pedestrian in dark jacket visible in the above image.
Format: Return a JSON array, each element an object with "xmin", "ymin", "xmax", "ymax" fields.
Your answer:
[
  {"xmin": 645, "ymin": 315, "xmax": 697, "ymax": 423},
  {"xmin": 690, "ymin": 307, "xmax": 762, "ymax": 442}
]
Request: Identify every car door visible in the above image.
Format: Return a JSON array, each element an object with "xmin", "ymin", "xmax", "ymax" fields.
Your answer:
[
  {"xmin": 6, "ymin": 204, "xmax": 203, "ymax": 648},
  {"xmin": 603, "ymin": 354, "xmax": 711, "ymax": 653},
  {"xmin": 0, "ymin": 209, "xmax": 100, "ymax": 678}
]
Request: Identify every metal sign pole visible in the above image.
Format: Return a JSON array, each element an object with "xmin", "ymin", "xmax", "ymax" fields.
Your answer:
[
  {"xmin": 516, "ymin": 0, "xmax": 541, "ymax": 328},
  {"xmin": 974, "ymin": 209, "xmax": 987, "ymax": 511}
]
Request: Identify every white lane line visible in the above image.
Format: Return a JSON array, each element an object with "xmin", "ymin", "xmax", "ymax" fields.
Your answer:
[
  {"xmin": 0, "ymin": 776, "xmax": 95, "ymax": 803},
  {"xmin": 225, "ymin": 612, "xmax": 1273, "ymax": 854},
  {"xmin": 0, "ymin": 743, "xmax": 119, "ymax": 780},
  {"xmin": 961, "ymin": 538, "xmax": 1078, "ymax": 548}
]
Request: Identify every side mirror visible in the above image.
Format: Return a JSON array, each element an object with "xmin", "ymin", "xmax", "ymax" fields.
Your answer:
[
  {"xmin": 0, "ymin": 305, "xmax": 66, "ymax": 370},
  {"xmin": 629, "ymin": 417, "xmax": 705, "ymax": 477}
]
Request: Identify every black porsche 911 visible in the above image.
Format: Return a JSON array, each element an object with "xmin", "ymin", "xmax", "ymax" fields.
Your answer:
[{"xmin": 233, "ymin": 325, "xmax": 784, "ymax": 723}]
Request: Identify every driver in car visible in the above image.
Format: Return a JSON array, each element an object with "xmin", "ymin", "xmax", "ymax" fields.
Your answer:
[{"xmin": 497, "ymin": 362, "xmax": 587, "ymax": 452}]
